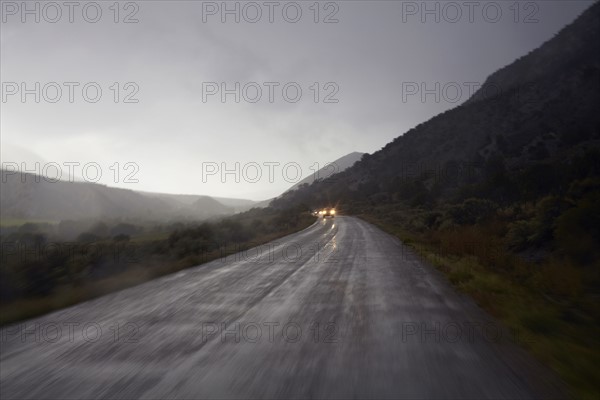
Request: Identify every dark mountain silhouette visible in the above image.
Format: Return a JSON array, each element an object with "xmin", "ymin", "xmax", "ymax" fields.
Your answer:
[{"xmin": 272, "ymin": 2, "xmax": 600, "ymax": 209}]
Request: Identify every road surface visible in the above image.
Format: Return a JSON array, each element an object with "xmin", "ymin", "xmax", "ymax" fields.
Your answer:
[{"xmin": 0, "ymin": 216, "xmax": 561, "ymax": 399}]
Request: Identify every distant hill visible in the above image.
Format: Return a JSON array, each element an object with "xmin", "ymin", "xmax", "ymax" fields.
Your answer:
[
  {"xmin": 0, "ymin": 171, "xmax": 250, "ymax": 222},
  {"xmin": 139, "ymin": 191, "xmax": 257, "ymax": 213},
  {"xmin": 212, "ymin": 196, "xmax": 258, "ymax": 212},
  {"xmin": 138, "ymin": 191, "xmax": 235, "ymax": 218},
  {"xmin": 285, "ymin": 152, "xmax": 365, "ymax": 193},
  {"xmin": 252, "ymin": 152, "xmax": 366, "ymax": 208}
]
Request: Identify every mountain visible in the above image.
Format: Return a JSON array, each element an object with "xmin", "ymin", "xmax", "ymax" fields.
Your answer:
[
  {"xmin": 272, "ymin": 2, "xmax": 600, "ymax": 210},
  {"xmin": 212, "ymin": 196, "xmax": 258, "ymax": 212},
  {"xmin": 187, "ymin": 196, "xmax": 234, "ymax": 217},
  {"xmin": 468, "ymin": 3, "xmax": 600, "ymax": 105},
  {"xmin": 0, "ymin": 144, "xmax": 81, "ymax": 183},
  {"xmin": 138, "ymin": 191, "xmax": 236, "ymax": 216},
  {"xmin": 140, "ymin": 191, "xmax": 257, "ymax": 213},
  {"xmin": 0, "ymin": 171, "xmax": 240, "ymax": 222},
  {"xmin": 249, "ymin": 152, "xmax": 366, "ymax": 209},
  {"xmin": 285, "ymin": 152, "xmax": 365, "ymax": 193}
]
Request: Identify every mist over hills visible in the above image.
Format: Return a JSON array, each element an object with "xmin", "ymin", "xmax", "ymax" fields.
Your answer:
[
  {"xmin": 285, "ymin": 152, "xmax": 365, "ymax": 193},
  {"xmin": 137, "ymin": 191, "xmax": 257, "ymax": 212},
  {"xmin": 0, "ymin": 151, "xmax": 365, "ymax": 223},
  {"xmin": 252, "ymin": 152, "xmax": 366, "ymax": 208},
  {"xmin": 0, "ymin": 171, "xmax": 241, "ymax": 222}
]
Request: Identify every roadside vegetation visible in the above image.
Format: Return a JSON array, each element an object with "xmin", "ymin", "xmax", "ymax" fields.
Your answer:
[
  {"xmin": 361, "ymin": 209, "xmax": 598, "ymax": 400},
  {"xmin": 272, "ymin": 146, "xmax": 600, "ymax": 399},
  {"xmin": 0, "ymin": 206, "xmax": 315, "ymax": 325},
  {"xmin": 353, "ymin": 167, "xmax": 600, "ymax": 399}
]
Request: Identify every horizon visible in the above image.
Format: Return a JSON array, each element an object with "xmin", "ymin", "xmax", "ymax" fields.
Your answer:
[
  {"xmin": 1, "ymin": 1, "xmax": 594, "ymax": 199},
  {"xmin": 0, "ymin": 148, "xmax": 367, "ymax": 202}
]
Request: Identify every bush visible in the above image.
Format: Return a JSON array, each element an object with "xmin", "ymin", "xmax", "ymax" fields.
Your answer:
[
  {"xmin": 447, "ymin": 198, "xmax": 499, "ymax": 225},
  {"xmin": 506, "ymin": 220, "xmax": 537, "ymax": 250},
  {"xmin": 505, "ymin": 196, "xmax": 565, "ymax": 251},
  {"xmin": 554, "ymin": 179, "xmax": 600, "ymax": 265}
]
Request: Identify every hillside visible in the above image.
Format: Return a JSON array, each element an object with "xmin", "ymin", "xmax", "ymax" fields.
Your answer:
[
  {"xmin": 273, "ymin": 2, "xmax": 600, "ymax": 209},
  {"xmin": 285, "ymin": 152, "xmax": 365, "ymax": 192},
  {"xmin": 212, "ymin": 196, "xmax": 258, "ymax": 211},
  {"xmin": 138, "ymin": 191, "xmax": 236, "ymax": 216},
  {"xmin": 251, "ymin": 151, "xmax": 366, "ymax": 208},
  {"xmin": 0, "ymin": 171, "xmax": 238, "ymax": 222},
  {"xmin": 139, "ymin": 191, "xmax": 257, "ymax": 212}
]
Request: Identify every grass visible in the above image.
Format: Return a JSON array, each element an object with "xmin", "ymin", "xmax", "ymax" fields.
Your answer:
[{"xmin": 359, "ymin": 213, "xmax": 600, "ymax": 400}]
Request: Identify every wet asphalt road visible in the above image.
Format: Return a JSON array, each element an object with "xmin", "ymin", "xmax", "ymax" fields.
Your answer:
[{"xmin": 0, "ymin": 216, "xmax": 559, "ymax": 399}]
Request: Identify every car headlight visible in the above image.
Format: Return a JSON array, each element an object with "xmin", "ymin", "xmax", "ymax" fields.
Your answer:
[{"xmin": 330, "ymin": 209, "xmax": 336, "ymax": 214}]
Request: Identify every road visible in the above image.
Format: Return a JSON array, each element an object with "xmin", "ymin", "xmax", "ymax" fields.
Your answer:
[{"xmin": 0, "ymin": 216, "xmax": 561, "ymax": 399}]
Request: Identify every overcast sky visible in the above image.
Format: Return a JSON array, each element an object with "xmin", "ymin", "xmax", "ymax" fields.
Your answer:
[{"xmin": 0, "ymin": 0, "xmax": 594, "ymax": 200}]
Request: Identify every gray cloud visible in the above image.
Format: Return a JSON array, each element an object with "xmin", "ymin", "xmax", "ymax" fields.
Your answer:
[{"xmin": 1, "ymin": 0, "xmax": 593, "ymax": 199}]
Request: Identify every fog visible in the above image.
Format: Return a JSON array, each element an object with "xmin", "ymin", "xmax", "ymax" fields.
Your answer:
[{"xmin": 1, "ymin": 0, "xmax": 592, "ymax": 200}]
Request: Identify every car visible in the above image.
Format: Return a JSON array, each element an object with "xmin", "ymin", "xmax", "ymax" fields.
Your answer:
[{"xmin": 320, "ymin": 208, "xmax": 336, "ymax": 218}]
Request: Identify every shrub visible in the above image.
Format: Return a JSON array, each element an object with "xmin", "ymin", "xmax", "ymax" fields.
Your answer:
[
  {"xmin": 447, "ymin": 198, "xmax": 499, "ymax": 225},
  {"xmin": 506, "ymin": 220, "xmax": 537, "ymax": 250},
  {"xmin": 554, "ymin": 179, "xmax": 600, "ymax": 265}
]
